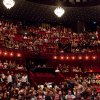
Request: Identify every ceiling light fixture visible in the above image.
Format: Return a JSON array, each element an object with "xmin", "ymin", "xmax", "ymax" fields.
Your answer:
[
  {"xmin": 3, "ymin": 0, "xmax": 15, "ymax": 9},
  {"xmin": 54, "ymin": 0, "xmax": 65, "ymax": 18},
  {"xmin": 54, "ymin": 6, "xmax": 65, "ymax": 18}
]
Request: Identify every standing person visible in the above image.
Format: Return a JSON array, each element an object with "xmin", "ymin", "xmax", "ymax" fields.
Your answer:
[
  {"xmin": 54, "ymin": 90, "xmax": 64, "ymax": 100},
  {"xmin": 58, "ymin": 90, "xmax": 64, "ymax": 100},
  {"xmin": 21, "ymin": 73, "xmax": 28, "ymax": 87},
  {"xmin": 65, "ymin": 90, "xmax": 76, "ymax": 100},
  {"xmin": 0, "ymin": 86, "xmax": 3, "ymax": 100},
  {"xmin": 11, "ymin": 72, "xmax": 17, "ymax": 87},
  {"xmin": 54, "ymin": 90, "xmax": 60, "ymax": 100},
  {"xmin": 7, "ymin": 71, "xmax": 13, "ymax": 90},
  {"xmin": 76, "ymin": 82, "xmax": 85, "ymax": 96},
  {"xmin": 45, "ymin": 90, "xmax": 53, "ymax": 100}
]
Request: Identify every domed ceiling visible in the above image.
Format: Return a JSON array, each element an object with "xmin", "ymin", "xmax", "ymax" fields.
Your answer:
[{"xmin": 0, "ymin": 0, "xmax": 100, "ymax": 24}]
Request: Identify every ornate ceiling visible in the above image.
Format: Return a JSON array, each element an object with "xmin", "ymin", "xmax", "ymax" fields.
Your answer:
[
  {"xmin": 0, "ymin": 0, "xmax": 100, "ymax": 24},
  {"xmin": 27, "ymin": 0, "xmax": 100, "ymax": 7}
]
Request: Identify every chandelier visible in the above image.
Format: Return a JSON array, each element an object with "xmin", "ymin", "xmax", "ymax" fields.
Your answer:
[
  {"xmin": 54, "ymin": 6, "xmax": 65, "ymax": 18},
  {"xmin": 3, "ymin": 0, "xmax": 15, "ymax": 9}
]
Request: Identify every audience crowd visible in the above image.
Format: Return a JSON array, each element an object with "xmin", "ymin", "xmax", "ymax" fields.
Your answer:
[
  {"xmin": 0, "ymin": 19, "xmax": 100, "ymax": 100},
  {"xmin": 56, "ymin": 64, "xmax": 100, "ymax": 73},
  {"xmin": 33, "ymin": 63, "xmax": 100, "ymax": 73},
  {"xmin": 0, "ymin": 19, "xmax": 100, "ymax": 54},
  {"xmin": 0, "ymin": 60, "xmax": 26, "ymax": 70},
  {"xmin": 56, "ymin": 64, "xmax": 82, "ymax": 73},
  {"xmin": 0, "ymin": 71, "xmax": 100, "ymax": 100}
]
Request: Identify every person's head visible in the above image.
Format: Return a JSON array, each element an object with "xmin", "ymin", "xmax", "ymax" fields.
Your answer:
[
  {"xmin": 11, "ymin": 71, "xmax": 13, "ymax": 75},
  {"xmin": 68, "ymin": 90, "xmax": 72, "ymax": 95},
  {"xmin": 7, "ymin": 71, "xmax": 10, "ymax": 75},
  {"xmin": 58, "ymin": 90, "xmax": 62, "ymax": 95},
  {"xmin": 48, "ymin": 90, "xmax": 53, "ymax": 96}
]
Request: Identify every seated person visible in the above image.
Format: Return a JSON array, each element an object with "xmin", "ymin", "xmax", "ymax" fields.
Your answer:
[
  {"xmin": 3, "ymin": 60, "xmax": 8, "ymax": 69},
  {"xmin": 16, "ymin": 64, "xmax": 24, "ymax": 70}
]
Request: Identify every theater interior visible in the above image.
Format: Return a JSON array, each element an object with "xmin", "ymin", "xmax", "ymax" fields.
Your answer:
[{"xmin": 0, "ymin": 0, "xmax": 100, "ymax": 99}]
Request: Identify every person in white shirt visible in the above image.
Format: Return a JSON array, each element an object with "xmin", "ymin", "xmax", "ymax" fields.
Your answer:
[
  {"xmin": 21, "ymin": 74, "xmax": 28, "ymax": 87},
  {"xmin": 7, "ymin": 72, "xmax": 13, "ymax": 90},
  {"xmin": 1, "ymin": 73, "xmax": 6, "ymax": 81},
  {"xmin": 7, "ymin": 73, "xmax": 12, "ymax": 83}
]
